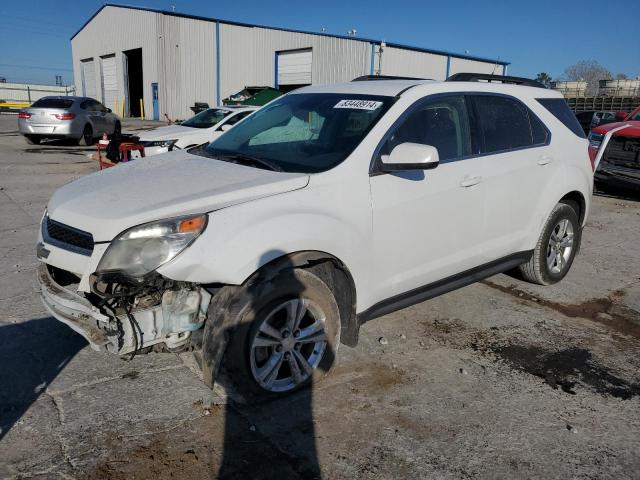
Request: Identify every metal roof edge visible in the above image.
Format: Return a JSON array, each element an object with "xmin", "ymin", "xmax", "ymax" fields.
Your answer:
[{"xmin": 71, "ymin": 3, "xmax": 509, "ymax": 66}]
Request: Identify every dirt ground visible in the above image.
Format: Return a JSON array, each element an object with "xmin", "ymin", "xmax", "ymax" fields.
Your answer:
[{"xmin": 0, "ymin": 114, "xmax": 639, "ymax": 479}]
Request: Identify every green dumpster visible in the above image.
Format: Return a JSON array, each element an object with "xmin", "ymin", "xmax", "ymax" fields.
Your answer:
[{"xmin": 223, "ymin": 86, "xmax": 282, "ymax": 107}]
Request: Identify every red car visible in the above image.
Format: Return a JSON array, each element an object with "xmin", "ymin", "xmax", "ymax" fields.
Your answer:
[{"xmin": 589, "ymin": 106, "xmax": 640, "ymax": 190}]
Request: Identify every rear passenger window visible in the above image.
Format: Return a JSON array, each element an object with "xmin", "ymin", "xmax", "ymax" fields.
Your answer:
[
  {"xmin": 381, "ymin": 95, "xmax": 471, "ymax": 162},
  {"xmin": 472, "ymin": 95, "xmax": 549, "ymax": 154},
  {"xmin": 224, "ymin": 111, "xmax": 252, "ymax": 127},
  {"xmin": 536, "ymin": 98, "xmax": 586, "ymax": 138},
  {"xmin": 80, "ymin": 100, "xmax": 99, "ymax": 111}
]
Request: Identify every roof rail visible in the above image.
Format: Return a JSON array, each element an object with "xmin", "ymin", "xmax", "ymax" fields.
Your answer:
[
  {"xmin": 446, "ymin": 73, "xmax": 547, "ymax": 89},
  {"xmin": 352, "ymin": 75, "xmax": 430, "ymax": 82}
]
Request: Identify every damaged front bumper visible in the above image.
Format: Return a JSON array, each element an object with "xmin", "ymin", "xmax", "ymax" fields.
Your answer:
[{"xmin": 37, "ymin": 263, "xmax": 212, "ymax": 355}]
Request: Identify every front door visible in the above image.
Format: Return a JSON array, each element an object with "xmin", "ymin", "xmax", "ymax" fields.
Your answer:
[{"xmin": 369, "ymin": 95, "xmax": 485, "ymax": 303}]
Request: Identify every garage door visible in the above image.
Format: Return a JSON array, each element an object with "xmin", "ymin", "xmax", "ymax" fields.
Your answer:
[
  {"xmin": 81, "ymin": 59, "xmax": 97, "ymax": 99},
  {"xmin": 277, "ymin": 49, "xmax": 312, "ymax": 86},
  {"xmin": 101, "ymin": 55, "xmax": 118, "ymax": 111}
]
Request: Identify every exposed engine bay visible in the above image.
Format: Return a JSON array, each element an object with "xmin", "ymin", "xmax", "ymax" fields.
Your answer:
[{"xmin": 40, "ymin": 263, "xmax": 213, "ymax": 356}]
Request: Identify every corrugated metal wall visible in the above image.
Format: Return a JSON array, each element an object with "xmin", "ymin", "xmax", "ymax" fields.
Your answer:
[
  {"xmin": 449, "ymin": 57, "xmax": 505, "ymax": 76},
  {"xmin": 219, "ymin": 24, "xmax": 371, "ymax": 100},
  {"xmin": 377, "ymin": 46, "xmax": 449, "ymax": 80},
  {"xmin": 219, "ymin": 24, "xmax": 257, "ymax": 101},
  {"xmin": 158, "ymin": 15, "xmax": 216, "ymax": 119},
  {"xmin": 71, "ymin": 6, "xmax": 507, "ymax": 119},
  {"xmin": 71, "ymin": 6, "xmax": 159, "ymax": 117}
]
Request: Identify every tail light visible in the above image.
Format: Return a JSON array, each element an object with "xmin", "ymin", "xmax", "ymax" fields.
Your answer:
[
  {"xmin": 54, "ymin": 113, "xmax": 76, "ymax": 120},
  {"xmin": 18, "ymin": 111, "xmax": 31, "ymax": 119},
  {"xmin": 588, "ymin": 146, "xmax": 596, "ymax": 171}
]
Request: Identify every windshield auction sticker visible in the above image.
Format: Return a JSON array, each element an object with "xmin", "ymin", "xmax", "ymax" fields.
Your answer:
[{"xmin": 334, "ymin": 99, "xmax": 383, "ymax": 110}]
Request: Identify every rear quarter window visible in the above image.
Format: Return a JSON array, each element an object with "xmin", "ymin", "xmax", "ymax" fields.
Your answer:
[
  {"xmin": 31, "ymin": 98, "xmax": 74, "ymax": 109},
  {"xmin": 536, "ymin": 98, "xmax": 586, "ymax": 138},
  {"xmin": 472, "ymin": 95, "xmax": 549, "ymax": 153}
]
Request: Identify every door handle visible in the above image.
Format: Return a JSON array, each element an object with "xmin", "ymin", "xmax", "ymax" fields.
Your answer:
[
  {"xmin": 538, "ymin": 155, "xmax": 552, "ymax": 166},
  {"xmin": 459, "ymin": 176, "xmax": 482, "ymax": 187}
]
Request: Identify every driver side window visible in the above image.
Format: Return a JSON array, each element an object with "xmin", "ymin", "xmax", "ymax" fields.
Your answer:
[{"xmin": 381, "ymin": 95, "xmax": 471, "ymax": 163}]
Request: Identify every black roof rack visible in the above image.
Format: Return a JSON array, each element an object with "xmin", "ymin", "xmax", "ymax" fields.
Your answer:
[
  {"xmin": 446, "ymin": 73, "xmax": 547, "ymax": 89},
  {"xmin": 352, "ymin": 75, "xmax": 431, "ymax": 82}
]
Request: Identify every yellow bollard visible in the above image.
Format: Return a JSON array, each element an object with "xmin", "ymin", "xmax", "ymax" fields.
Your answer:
[{"xmin": 139, "ymin": 99, "xmax": 144, "ymax": 120}]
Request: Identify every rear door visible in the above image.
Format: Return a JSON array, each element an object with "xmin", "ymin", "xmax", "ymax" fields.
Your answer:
[
  {"xmin": 81, "ymin": 99, "xmax": 105, "ymax": 134},
  {"xmin": 469, "ymin": 94, "xmax": 552, "ymax": 261},
  {"xmin": 369, "ymin": 94, "xmax": 485, "ymax": 301}
]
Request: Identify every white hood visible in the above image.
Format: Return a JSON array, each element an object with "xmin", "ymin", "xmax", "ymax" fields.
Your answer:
[
  {"xmin": 47, "ymin": 150, "xmax": 309, "ymax": 241},
  {"xmin": 137, "ymin": 124, "xmax": 200, "ymax": 141}
]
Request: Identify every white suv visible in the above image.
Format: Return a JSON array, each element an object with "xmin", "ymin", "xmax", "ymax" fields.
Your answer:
[{"xmin": 37, "ymin": 74, "xmax": 593, "ymax": 399}]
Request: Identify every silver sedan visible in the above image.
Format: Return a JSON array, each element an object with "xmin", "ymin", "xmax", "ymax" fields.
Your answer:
[{"xmin": 18, "ymin": 96, "xmax": 120, "ymax": 145}]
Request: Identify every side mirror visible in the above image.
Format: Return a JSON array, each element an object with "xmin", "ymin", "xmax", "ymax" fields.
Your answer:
[
  {"xmin": 381, "ymin": 143, "xmax": 440, "ymax": 171},
  {"xmin": 219, "ymin": 123, "xmax": 233, "ymax": 132},
  {"xmin": 106, "ymin": 108, "xmax": 112, "ymax": 113},
  {"xmin": 615, "ymin": 111, "xmax": 627, "ymax": 121}
]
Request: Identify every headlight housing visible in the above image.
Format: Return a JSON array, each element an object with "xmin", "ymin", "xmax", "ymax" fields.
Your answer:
[
  {"xmin": 97, "ymin": 214, "xmax": 207, "ymax": 278},
  {"xmin": 588, "ymin": 132, "xmax": 604, "ymax": 149},
  {"xmin": 142, "ymin": 139, "xmax": 179, "ymax": 150}
]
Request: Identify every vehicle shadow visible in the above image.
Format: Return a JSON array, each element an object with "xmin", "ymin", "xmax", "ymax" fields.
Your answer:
[
  {"xmin": 213, "ymin": 251, "xmax": 333, "ymax": 479},
  {"xmin": 0, "ymin": 317, "xmax": 85, "ymax": 442},
  {"xmin": 594, "ymin": 184, "xmax": 640, "ymax": 202}
]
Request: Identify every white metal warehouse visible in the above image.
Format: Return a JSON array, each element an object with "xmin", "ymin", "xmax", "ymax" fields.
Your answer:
[{"xmin": 71, "ymin": 4, "xmax": 510, "ymax": 120}]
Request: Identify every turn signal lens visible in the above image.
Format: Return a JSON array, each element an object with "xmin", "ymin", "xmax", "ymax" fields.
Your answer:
[{"xmin": 178, "ymin": 215, "xmax": 206, "ymax": 233}]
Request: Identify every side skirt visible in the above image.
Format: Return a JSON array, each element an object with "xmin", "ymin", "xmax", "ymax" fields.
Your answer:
[{"xmin": 357, "ymin": 250, "xmax": 532, "ymax": 325}]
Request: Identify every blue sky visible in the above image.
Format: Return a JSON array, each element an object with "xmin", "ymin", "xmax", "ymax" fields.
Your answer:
[{"xmin": 1, "ymin": 0, "xmax": 638, "ymax": 86}]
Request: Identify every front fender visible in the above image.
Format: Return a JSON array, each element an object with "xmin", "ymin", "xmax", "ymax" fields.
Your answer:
[{"xmin": 157, "ymin": 187, "xmax": 373, "ymax": 309}]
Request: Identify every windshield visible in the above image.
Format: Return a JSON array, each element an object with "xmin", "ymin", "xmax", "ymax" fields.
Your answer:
[
  {"xmin": 630, "ymin": 110, "xmax": 640, "ymax": 121},
  {"xmin": 203, "ymin": 93, "xmax": 394, "ymax": 173},
  {"xmin": 181, "ymin": 108, "xmax": 231, "ymax": 128}
]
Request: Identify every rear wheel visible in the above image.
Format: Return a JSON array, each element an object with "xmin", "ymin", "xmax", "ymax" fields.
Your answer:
[
  {"xmin": 79, "ymin": 124, "xmax": 94, "ymax": 146},
  {"xmin": 24, "ymin": 135, "xmax": 41, "ymax": 145},
  {"xmin": 519, "ymin": 202, "xmax": 581, "ymax": 285},
  {"xmin": 222, "ymin": 268, "xmax": 340, "ymax": 401}
]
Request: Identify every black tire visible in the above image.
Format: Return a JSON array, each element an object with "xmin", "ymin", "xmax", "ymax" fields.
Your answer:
[
  {"xmin": 79, "ymin": 124, "xmax": 94, "ymax": 146},
  {"xmin": 222, "ymin": 268, "xmax": 341, "ymax": 401},
  {"xmin": 519, "ymin": 201, "xmax": 581, "ymax": 285},
  {"xmin": 24, "ymin": 135, "xmax": 41, "ymax": 145},
  {"xmin": 113, "ymin": 121, "xmax": 121, "ymax": 138}
]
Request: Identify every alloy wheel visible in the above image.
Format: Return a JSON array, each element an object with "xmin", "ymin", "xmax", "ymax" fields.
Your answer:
[
  {"xmin": 546, "ymin": 218, "xmax": 574, "ymax": 274},
  {"xmin": 249, "ymin": 298, "xmax": 328, "ymax": 393}
]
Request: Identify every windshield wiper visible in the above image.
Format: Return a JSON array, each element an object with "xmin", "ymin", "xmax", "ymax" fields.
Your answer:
[{"xmin": 210, "ymin": 150, "xmax": 283, "ymax": 172}]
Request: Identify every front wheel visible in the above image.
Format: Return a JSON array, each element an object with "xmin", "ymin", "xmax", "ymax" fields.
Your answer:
[
  {"xmin": 519, "ymin": 202, "xmax": 581, "ymax": 285},
  {"xmin": 223, "ymin": 268, "xmax": 341, "ymax": 401}
]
